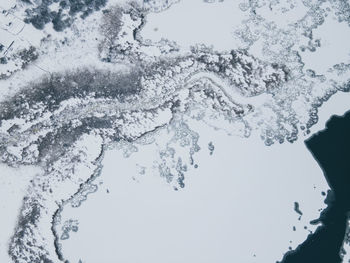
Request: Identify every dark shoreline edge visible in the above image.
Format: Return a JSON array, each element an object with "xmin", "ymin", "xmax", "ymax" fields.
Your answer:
[{"xmin": 279, "ymin": 110, "xmax": 350, "ymax": 263}]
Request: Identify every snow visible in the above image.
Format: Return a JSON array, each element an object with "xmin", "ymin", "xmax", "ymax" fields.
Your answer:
[
  {"xmin": 0, "ymin": 164, "xmax": 43, "ymax": 263},
  {"xmin": 300, "ymin": 17, "xmax": 350, "ymax": 75},
  {"xmin": 141, "ymin": 0, "xmax": 249, "ymax": 51},
  {"xmin": 0, "ymin": 0, "xmax": 350, "ymax": 262},
  {"xmin": 58, "ymin": 117, "xmax": 330, "ymax": 263}
]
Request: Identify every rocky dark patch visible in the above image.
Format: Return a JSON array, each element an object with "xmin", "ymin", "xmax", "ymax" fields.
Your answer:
[{"xmin": 22, "ymin": 0, "xmax": 107, "ymax": 31}]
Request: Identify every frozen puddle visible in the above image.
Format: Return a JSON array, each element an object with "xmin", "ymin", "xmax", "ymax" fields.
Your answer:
[
  {"xmin": 300, "ymin": 17, "xmax": 350, "ymax": 75},
  {"xmin": 59, "ymin": 121, "xmax": 331, "ymax": 263},
  {"xmin": 141, "ymin": 0, "xmax": 248, "ymax": 51}
]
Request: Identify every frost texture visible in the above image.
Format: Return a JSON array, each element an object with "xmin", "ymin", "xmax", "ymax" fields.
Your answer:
[{"xmin": 0, "ymin": 0, "xmax": 350, "ymax": 262}]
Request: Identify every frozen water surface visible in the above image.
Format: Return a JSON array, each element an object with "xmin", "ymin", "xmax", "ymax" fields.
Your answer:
[{"xmin": 59, "ymin": 120, "xmax": 333, "ymax": 263}]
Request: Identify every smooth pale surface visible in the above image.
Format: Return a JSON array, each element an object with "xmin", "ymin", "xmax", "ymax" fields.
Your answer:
[
  {"xmin": 58, "ymin": 91, "xmax": 350, "ymax": 263},
  {"xmin": 300, "ymin": 17, "xmax": 350, "ymax": 75},
  {"xmin": 141, "ymin": 0, "xmax": 248, "ymax": 51},
  {"xmin": 59, "ymin": 126, "xmax": 326, "ymax": 263},
  {"xmin": 1, "ymin": 91, "xmax": 349, "ymax": 263},
  {"xmin": 57, "ymin": 90, "xmax": 350, "ymax": 263}
]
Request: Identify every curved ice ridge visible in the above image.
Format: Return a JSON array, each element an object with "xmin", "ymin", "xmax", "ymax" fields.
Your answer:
[{"xmin": 185, "ymin": 70, "xmax": 272, "ymax": 107}]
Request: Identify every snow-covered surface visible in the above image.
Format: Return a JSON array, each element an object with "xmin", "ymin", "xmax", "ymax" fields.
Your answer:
[
  {"xmin": 0, "ymin": 0, "xmax": 349, "ymax": 262},
  {"xmin": 300, "ymin": 18, "xmax": 350, "ymax": 75},
  {"xmin": 57, "ymin": 90, "xmax": 350, "ymax": 263},
  {"xmin": 59, "ymin": 122, "xmax": 329, "ymax": 263},
  {"xmin": 141, "ymin": 0, "xmax": 248, "ymax": 51},
  {"xmin": 0, "ymin": 164, "xmax": 43, "ymax": 263},
  {"xmin": 342, "ymin": 217, "xmax": 350, "ymax": 263}
]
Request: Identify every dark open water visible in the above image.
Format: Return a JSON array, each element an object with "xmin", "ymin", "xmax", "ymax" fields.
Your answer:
[{"xmin": 279, "ymin": 111, "xmax": 350, "ymax": 263}]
